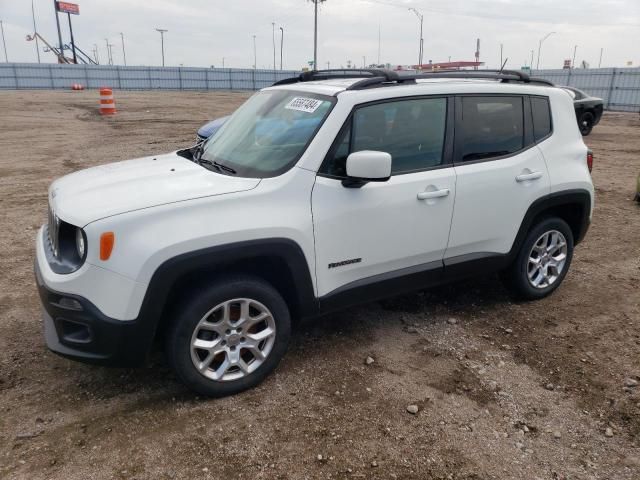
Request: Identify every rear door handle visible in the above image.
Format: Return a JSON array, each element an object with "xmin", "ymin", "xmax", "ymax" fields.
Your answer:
[
  {"xmin": 515, "ymin": 171, "xmax": 543, "ymax": 182},
  {"xmin": 417, "ymin": 188, "xmax": 450, "ymax": 200}
]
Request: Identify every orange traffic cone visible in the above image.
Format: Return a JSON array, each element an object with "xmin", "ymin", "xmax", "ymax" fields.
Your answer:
[{"xmin": 99, "ymin": 87, "xmax": 117, "ymax": 115}]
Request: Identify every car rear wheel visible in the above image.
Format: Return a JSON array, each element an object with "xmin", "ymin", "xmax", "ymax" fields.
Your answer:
[
  {"xmin": 579, "ymin": 111, "xmax": 595, "ymax": 136},
  {"xmin": 503, "ymin": 217, "xmax": 574, "ymax": 300},
  {"xmin": 166, "ymin": 276, "xmax": 291, "ymax": 397}
]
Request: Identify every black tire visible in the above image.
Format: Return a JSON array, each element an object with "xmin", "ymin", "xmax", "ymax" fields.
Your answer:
[
  {"xmin": 579, "ymin": 111, "xmax": 595, "ymax": 136},
  {"xmin": 166, "ymin": 275, "xmax": 291, "ymax": 397},
  {"xmin": 502, "ymin": 217, "xmax": 574, "ymax": 300}
]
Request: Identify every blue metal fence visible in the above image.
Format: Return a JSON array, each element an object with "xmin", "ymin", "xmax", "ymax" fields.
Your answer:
[
  {"xmin": 533, "ymin": 67, "xmax": 640, "ymax": 112},
  {"xmin": 0, "ymin": 63, "xmax": 299, "ymax": 91},
  {"xmin": 1, "ymin": 63, "xmax": 639, "ymax": 112}
]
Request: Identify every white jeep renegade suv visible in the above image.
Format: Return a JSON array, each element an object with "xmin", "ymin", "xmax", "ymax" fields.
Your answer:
[{"xmin": 35, "ymin": 69, "xmax": 594, "ymax": 396}]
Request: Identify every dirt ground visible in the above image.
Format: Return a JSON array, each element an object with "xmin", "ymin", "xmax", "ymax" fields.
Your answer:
[{"xmin": 0, "ymin": 90, "xmax": 639, "ymax": 480}]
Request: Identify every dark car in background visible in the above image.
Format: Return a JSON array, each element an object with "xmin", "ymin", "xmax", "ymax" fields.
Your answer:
[
  {"xmin": 195, "ymin": 116, "xmax": 230, "ymax": 145},
  {"xmin": 562, "ymin": 86, "xmax": 604, "ymax": 136}
]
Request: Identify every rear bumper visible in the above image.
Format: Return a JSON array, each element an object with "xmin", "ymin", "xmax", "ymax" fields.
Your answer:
[{"xmin": 36, "ymin": 261, "xmax": 151, "ymax": 367}]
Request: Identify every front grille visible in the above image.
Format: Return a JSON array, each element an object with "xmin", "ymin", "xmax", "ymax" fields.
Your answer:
[{"xmin": 47, "ymin": 204, "xmax": 60, "ymax": 258}]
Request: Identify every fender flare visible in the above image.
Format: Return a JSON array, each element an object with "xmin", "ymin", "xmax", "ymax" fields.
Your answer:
[
  {"xmin": 134, "ymin": 238, "xmax": 318, "ymax": 356},
  {"xmin": 509, "ymin": 188, "xmax": 592, "ymax": 260}
]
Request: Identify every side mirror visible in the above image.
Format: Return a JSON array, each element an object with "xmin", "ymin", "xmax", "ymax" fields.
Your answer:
[{"xmin": 343, "ymin": 150, "xmax": 392, "ymax": 188}]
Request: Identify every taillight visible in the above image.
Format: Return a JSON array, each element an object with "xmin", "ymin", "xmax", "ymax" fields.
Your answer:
[{"xmin": 586, "ymin": 150, "xmax": 593, "ymax": 173}]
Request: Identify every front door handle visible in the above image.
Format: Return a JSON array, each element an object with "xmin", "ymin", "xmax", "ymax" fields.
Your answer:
[
  {"xmin": 417, "ymin": 188, "xmax": 450, "ymax": 200},
  {"xmin": 516, "ymin": 171, "xmax": 543, "ymax": 182}
]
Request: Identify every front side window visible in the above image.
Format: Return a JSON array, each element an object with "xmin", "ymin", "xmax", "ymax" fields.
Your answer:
[
  {"xmin": 321, "ymin": 97, "xmax": 447, "ymax": 177},
  {"xmin": 201, "ymin": 90, "xmax": 334, "ymax": 177},
  {"xmin": 458, "ymin": 96, "xmax": 524, "ymax": 162}
]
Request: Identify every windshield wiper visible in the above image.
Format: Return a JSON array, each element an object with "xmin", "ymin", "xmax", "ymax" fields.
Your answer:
[
  {"xmin": 198, "ymin": 158, "xmax": 237, "ymax": 175},
  {"xmin": 212, "ymin": 161, "xmax": 237, "ymax": 175}
]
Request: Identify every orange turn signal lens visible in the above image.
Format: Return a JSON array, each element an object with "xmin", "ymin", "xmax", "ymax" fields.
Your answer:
[{"xmin": 100, "ymin": 232, "xmax": 115, "ymax": 261}]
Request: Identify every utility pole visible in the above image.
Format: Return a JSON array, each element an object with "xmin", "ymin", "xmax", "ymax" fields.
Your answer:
[
  {"xmin": 536, "ymin": 31, "xmax": 555, "ymax": 70},
  {"xmin": 279, "ymin": 27, "xmax": 284, "ymax": 70},
  {"xmin": 120, "ymin": 33, "xmax": 127, "ymax": 66},
  {"xmin": 0, "ymin": 20, "xmax": 7, "ymax": 62},
  {"xmin": 572, "ymin": 45, "xmax": 577, "ymax": 68},
  {"xmin": 500, "ymin": 43, "xmax": 503, "ymax": 69},
  {"xmin": 93, "ymin": 44, "xmax": 99, "ymax": 64},
  {"xmin": 105, "ymin": 38, "xmax": 110, "ymax": 64},
  {"xmin": 222, "ymin": 57, "xmax": 225, "ymax": 68},
  {"xmin": 408, "ymin": 8, "xmax": 424, "ymax": 69},
  {"xmin": 155, "ymin": 28, "xmax": 167, "ymax": 66},
  {"xmin": 530, "ymin": 49, "xmax": 534, "ymax": 69},
  {"xmin": 326, "ymin": 61, "xmax": 330, "ymax": 69},
  {"xmin": 252, "ymin": 34, "xmax": 257, "ymax": 69},
  {"xmin": 52, "ymin": 0, "xmax": 64, "ymax": 61},
  {"xmin": 598, "ymin": 48, "xmax": 603, "ymax": 68},
  {"xmin": 108, "ymin": 44, "xmax": 115, "ymax": 65},
  {"xmin": 31, "ymin": 0, "xmax": 41, "ymax": 63},
  {"xmin": 363, "ymin": 56, "xmax": 366, "ymax": 68}
]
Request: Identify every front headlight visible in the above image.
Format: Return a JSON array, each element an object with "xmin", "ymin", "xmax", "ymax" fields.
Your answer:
[{"xmin": 75, "ymin": 228, "xmax": 86, "ymax": 259}]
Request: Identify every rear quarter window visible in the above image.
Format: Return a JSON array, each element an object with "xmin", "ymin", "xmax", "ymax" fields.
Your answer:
[{"xmin": 531, "ymin": 96, "xmax": 552, "ymax": 142}]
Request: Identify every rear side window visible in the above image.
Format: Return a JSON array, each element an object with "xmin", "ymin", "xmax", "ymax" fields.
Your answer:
[
  {"xmin": 321, "ymin": 97, "xmax": 447, "ymax": 177},
  {"xmin": 458, "ymin": 96, "xmax": 524, "ymax": 162},
  {"xmin": 531, "ymin": 96, "xmax": 552, "ymax": 142}
]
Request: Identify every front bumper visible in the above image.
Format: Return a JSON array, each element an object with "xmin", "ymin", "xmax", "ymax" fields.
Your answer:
[{"xmin": 36, "ymin": 261, "xmax": 151, "ymax": 367}]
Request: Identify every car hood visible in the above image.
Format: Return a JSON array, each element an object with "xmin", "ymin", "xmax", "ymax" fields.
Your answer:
[{"xmin": 49, "ymin": 152, "xmax": 260, "ymax": 227}]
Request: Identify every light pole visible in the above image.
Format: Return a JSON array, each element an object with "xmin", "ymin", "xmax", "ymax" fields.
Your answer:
[
  {"xmin": 252, "ymin": 34, "xmax": 257, "ymax": 69},
  {"xmin": 279, "ymin": 27, "xmax": 284, "ymax": 70},
  {"xmin": 271, "ymin": 22, "xmax": 276, "ymax": 71},
  {"xmin": 93, "ymin": 43, "xmax": 99, "ymax": 64},
  {"xmin": 120, "ymin": 33, "xmax": 127, "ymax": 66},
  {"xmin": 156, "ymin": 28, "xmax": 168, "ymax": 67},
  {"xmin": 0, "ymin": 20, "xmax": 7, "ymax": 62},
  {"xmin": 408, "ymin": 8, "xmax": 424, "ymax": 69},
  {"xmin": 108, "ymin": 43, "xmax": 115, "ymax": 65},
  {"xmin": 571, "ymin": 45, "xmax": 577, "ymax": 69},
  {"xmin": 31, "ymin": 0, "xmax": 41, "ymax": 63},
  {"xmin": 310, "ymin": 0, "xmax": 326, "ymax": 70},
  {"xmin": 500, "ymin": 43, "xmax": 503, "ymax": 69},
  {"xmin": 536, "ymin": 31, "xmax": 555, "ymax": 71},
  {"xmin": 362, "ymin": 56, "xmax": 366, "ymax": 68}
]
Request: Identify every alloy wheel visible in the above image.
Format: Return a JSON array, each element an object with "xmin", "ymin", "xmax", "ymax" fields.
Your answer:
[
  {"xmin": 527, "ymin": 230, "xmax": 568, "ymax": 289},
  {"xmin": 190, "ymin": 298, "xmax": 277, "ymax": 382}
]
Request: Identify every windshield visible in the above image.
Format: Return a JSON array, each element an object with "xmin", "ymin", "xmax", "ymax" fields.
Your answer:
[{"xmin": 201, "ymin": 90, "xmax": 335, "ymax": 177}]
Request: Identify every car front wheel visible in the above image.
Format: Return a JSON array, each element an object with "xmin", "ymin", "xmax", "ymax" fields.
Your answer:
[
  {"xmin": 166, "ymin": 276, "xmax": 291, "ymax": 397},
  {"xmin": 503, "ymin": 217, "xmax": 574, "ymax": 300}
]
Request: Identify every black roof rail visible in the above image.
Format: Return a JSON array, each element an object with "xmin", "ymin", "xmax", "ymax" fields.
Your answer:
[
  {"xmin": 272, "ymin": 68, "xmax": 555, "ymax": 90},
  {"xmin": 272, "ymin": 68, "xmax": 402, "ymax": 86},
  {"xmin": 407, "ymin": 69, "xmax": 555, "ymax": 86}
]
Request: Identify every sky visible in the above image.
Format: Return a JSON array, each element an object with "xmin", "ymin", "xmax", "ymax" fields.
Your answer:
[{"xmin": 0, "ymin": 0, "xmax": 639, "ymax": 70}]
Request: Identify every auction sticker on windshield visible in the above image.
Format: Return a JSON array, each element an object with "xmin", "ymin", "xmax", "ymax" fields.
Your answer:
[{"xmin": 285, "ymin": 97, "xmax": 324, "ymax": 113}]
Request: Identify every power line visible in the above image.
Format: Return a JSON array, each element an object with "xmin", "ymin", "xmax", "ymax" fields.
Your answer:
[{"xmin": 358, "ymin": 0, "xmax": 640, "ymax": 27}]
